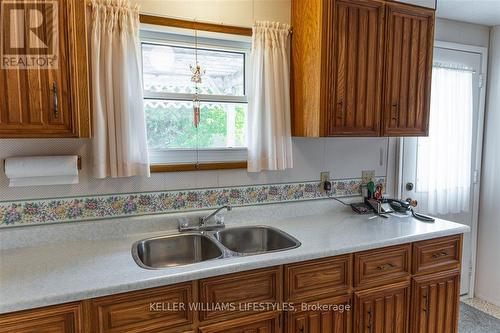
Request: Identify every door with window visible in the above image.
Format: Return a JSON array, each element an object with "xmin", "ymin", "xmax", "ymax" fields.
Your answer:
[{"xmin": 401, "ymin": 43, "xmax": 486, "ymax": 296}]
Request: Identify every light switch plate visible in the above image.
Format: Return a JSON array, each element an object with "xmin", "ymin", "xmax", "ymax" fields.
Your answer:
[
  {"xmin": 362, "ymin": 170, "xmax": 375, "ymax": 184},
  {"xmin": 320, "ymin": 171, "xmax": 330, "ymax": 183}
]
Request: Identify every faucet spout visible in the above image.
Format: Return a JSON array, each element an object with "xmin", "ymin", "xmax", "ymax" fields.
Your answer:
[{"xmin": 200, "ymin": 205, "xmax": 232, "ymax": 226}]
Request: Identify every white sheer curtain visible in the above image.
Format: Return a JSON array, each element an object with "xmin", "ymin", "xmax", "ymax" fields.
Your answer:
[
  {"xmin": 247, "ymin": 21, "xmax": 293, "ymax": 172},
  {"xmin": 416, "ymin": 66, "xmax": 474, "ymax": 215},
  {"xmin": 89, "ymin": 0, "xmax": 150, "ymax": 178}
]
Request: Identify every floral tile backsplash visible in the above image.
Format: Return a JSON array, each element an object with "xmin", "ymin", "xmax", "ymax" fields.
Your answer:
[{"xmin": 0, "ymin": 177, "xmax": 385, "ymax": 228}]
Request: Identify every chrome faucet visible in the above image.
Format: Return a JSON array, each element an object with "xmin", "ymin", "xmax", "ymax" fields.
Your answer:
[
  {"xmin": 200, "ymin": 205, "xmax": 232, "ymax": 226},
  {"xmin": 178, "ymin": 205, "xmax": 232, "ymax": 232}
]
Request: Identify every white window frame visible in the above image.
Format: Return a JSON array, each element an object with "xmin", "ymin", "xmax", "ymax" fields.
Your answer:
[{"xmin": 140, "ymin": 27, "xmax": 251, "ymax": 165}]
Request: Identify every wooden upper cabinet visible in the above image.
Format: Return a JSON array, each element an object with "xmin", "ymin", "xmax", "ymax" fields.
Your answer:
[
  {"xmin": 382, "ymin": 3, "xmax": 435, "ymax": 136},
  {"xmin": 328, "ymin": 0, "xmax": 385, "ymax": 136},
  {"xmin": 0, "ymin": 0, "xmax": 90, "ymax": 138},
  {"xmin": 291, "ymin": 0, "xmax": 435, "ymax": 137}
]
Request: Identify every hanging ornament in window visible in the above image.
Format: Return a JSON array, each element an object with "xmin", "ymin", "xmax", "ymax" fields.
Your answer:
[
  {"xmin": 193, "ymin": 98, "xmax": 201, "ymax": 128},
  {"xmin": 190, "ymin": 29, "xmax": 205, "ymax": 84},
  {"xmin": 191, "ymin": 27, "xmax": 205, "ymax": 128}
]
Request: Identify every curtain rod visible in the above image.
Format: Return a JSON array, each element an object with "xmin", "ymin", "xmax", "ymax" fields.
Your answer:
[
  {"xmin": 86, "ymin": 3, "xmax": 292, "ymax": 35},
  {"xmin": 433, "ymin": 63, "xmax": 476, "ymax": 74}
]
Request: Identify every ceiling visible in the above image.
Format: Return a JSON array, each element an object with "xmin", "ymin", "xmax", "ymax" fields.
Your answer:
[{"xmin": 437, "ymin": 0, "xmax": 500, "ymax": 27}]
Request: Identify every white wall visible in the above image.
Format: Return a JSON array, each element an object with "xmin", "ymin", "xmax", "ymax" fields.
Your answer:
[
  {"xmin": 435, "ymin": 18, "xmax": 491, "ymax": 47},
  {"xmin": 475, "ymin": 25, "xmax": 500, "ymax": 307},
  {"xmin": 133, "ymin": 0, "xmax": 291, "ymax": 27},
  {"xmin": 0, "ymin": 138, "xmax": 390, "ymax": 201}
]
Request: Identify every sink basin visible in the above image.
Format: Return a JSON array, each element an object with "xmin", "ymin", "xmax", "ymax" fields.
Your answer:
[
  {"xmin": 215, "ymin": 226, "xmax": 301, "ymax": 255},
  {"xmin": 132, "ymin": 234, "xmax": 223, "ymax": 269}
]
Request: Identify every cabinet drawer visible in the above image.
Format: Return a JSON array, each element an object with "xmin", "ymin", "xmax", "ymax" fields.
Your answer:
[
  {"xmin": 354, "ymin": 244, "xmax": 411, "ymax": 288},
  {"xmin": 199, "ymin": 312, "xmax": 280, "ymax": 333},
  {"xmin": 284, "ymin": 255, "xmax": 352, "ymax": 302},
  {"xmin": 91, "ymin": 282, "xmax": 194, "ymax": 333},
  {"xmin": 0, "ymin": 302, "xmax": 82, "ymax": 333},
  {"xmin": 199, "ymin": 267, "xmax": 282, "ymax": 322},
  {"xmin": 412, "ymin": 235, "xmax": 462, "ymax": 274}
]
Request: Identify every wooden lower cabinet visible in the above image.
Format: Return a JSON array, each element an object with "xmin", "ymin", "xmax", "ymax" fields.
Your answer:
[
  {"xmin": 199, "ymin": 312, "xmax": 281, "ymax": 333},
  {"xmin": 0, "ymin": 302, "xmax": 82, "ymax": 333},
  {"xmin": 286, "ymin": 295, "xmax": 353, "ymax": 333},
  {"xmin": 0, "ymin": 236, "xmax": 463, "ymax": 333},
  {"xmin": 410, "ymin": 270, "xmax": 460, "ymax": 333},
  {"xmin": 354, "ymin": 281, "xmax": 410, "ymax": 333}
]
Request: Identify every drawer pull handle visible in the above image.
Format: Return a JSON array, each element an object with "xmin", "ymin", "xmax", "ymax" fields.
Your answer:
[
  {"xmin": 337, "ymin": 101, "xmax": 344, "ymax": 119},
  {"xmin": 299, "ymin": 326, "xmax": 304, "ymax": 333},
  {"xmin": 432, "ymin": 251, "xmax": 448, "ymax": 259},
  {"xmin": 376, "ymin": 263, "xmax": 396, "ymax": 271},
  {"xmin": 52, "ymin": 82, "xmax": 59, "ymax": 119},
  {"xmin": 367, "ymin": 308, "xmax": 373, "ymax": 332}
]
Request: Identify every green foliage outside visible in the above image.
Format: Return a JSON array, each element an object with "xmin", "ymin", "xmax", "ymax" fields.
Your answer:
[{"xmin": 145, "ymin": 103, "xmax": 247, "ymax": 149}]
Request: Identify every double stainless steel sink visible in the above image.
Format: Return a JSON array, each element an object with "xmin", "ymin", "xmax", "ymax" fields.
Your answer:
[{"xmin": 132, "ymin": 226, "xmax": 301, "ymax": 269}]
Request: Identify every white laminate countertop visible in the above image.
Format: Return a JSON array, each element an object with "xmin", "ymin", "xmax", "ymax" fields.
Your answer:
[{"xmin": 0, "ymin": 205, "xmax": 469, "ymax": 314}]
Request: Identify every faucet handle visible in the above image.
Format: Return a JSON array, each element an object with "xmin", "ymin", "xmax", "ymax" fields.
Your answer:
[
  {"xmin": 215, "ymin": 214, "xmax": 225, "ymax": 225},
  {"xmin": 178, "ymin": 218, "xmax": 190, "ymax": 230}
]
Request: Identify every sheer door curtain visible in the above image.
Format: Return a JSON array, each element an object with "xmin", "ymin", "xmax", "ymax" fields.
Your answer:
[
  {"xmin": 89, "ymin": 0, "xmax": 150, "ymax": 178},
  {"xmin": 248, "ymin": 22, "xmax": 293, "ymax": 172},
  {"xmin": 416, "ymin": 66, "xmax": 474, "ymax": 215}
]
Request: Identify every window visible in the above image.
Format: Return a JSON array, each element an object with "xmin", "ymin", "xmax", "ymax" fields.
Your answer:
[{"xmin": 140, "ymin": 29, "xmax": 250, "ymax": 165}]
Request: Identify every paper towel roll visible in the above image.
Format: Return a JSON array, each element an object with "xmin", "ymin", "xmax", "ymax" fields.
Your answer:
[{"xmin": 4, "ymin": 156, "xmax": 79, "ymax": 187}]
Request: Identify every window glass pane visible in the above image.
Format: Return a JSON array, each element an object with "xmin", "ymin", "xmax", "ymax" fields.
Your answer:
[
  {"xmin": 142, "ymin": 43, "xmax": 245, "ymax": 96},
  {"xmin": 145, "ymin": 100, "xmax": 247, "ymax": 150}
]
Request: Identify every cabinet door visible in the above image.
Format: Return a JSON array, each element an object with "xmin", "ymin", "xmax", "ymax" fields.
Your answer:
[
  {"xmin": 0, "ymin": 0, "xmax": 89, "ymax": 138},
  {"xmin": 199, "ymin": 312, "xmax": 280, "ymax": 333},
  {"xmin": 0, "ymin": 302, "xmax": 82, "ymax": 333},
  {"xmin": 328, "ymin": 0, "xmax": 385, "ymax": 136},
  {"xmin": 286, "ymin": 295, "xmax": 352, "ymax": 333},
  {"xmin": 410, "ymin": 270, "xmax": 460, "ymax": 333},
  {"xmin": 382, "ymin": 3, "xmax": 435, "ymax": 136},
  {"xmin": 354, "ymin": 281, "xmax": 410, "ymax": 333}
]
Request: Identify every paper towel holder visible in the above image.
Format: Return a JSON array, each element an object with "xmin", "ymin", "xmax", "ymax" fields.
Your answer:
[{"xmin": 2, "ymin": 156, "xmax": 82, "ymax": 170}]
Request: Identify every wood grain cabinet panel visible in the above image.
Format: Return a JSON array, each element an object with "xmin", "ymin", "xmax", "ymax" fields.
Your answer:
[
  {"xmin": 91, "ymin": 282, "xmax": 195, "ymax": 333},
  {"xmin": 286, "ymin": 294, "xmax": 353, "ymax": 333},
  {"xmin": 328, "ymin": 0, "xmax": 385, "ymax": 136},
  {"xmin": 354, "ymin": 244, "xmax": 411, "ymax": 288},
  {"xmin": 199, "ymin": 312, "xmax": 281, "ymax": 333},
  {"xmin": 199, "ymin": 267, "xmax": 282, "ymax": 323},
  {"xmin": 412, "ymin": 235, "xmax": 462, "ymax": 275},
  {"xmin": 354, "ymin": 281, "xmax": 410, "ymax": 333},
  {"xmin": 410, "ymin": 270, "xmax": 460, "ymax": 333},
  {"xmin": 0, "ymin": 302, "xmax": 82, "ymax": 333},
  {"xmin": 284, "ymin": 255, "xmax": 352, "ymax": 302},
  {"xmin": 0, "ymin": 0, "xmax": 90, "ymax": 138},
  {"xmin": 382, "ymin": 3, "xmax": 435, "ymax": 136}
]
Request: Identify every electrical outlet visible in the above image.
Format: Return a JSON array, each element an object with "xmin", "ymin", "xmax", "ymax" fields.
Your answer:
[
  {"xmin": 320, "ymin": 171, "xmax": 330, "ymax": 183},
  {"xmin": 362, "ymin": 170, "xmax": 375, "ymax": 184}
]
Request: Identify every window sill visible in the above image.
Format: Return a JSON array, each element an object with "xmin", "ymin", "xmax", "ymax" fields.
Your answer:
[{"xmin": 150, "ymin": 161, "xmax": 247, "ymax": 173}]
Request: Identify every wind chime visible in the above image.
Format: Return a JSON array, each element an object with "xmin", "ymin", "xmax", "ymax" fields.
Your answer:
[{"xmin": 190, "ymin": 28, "xmax": 205, "ymax": 128}]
